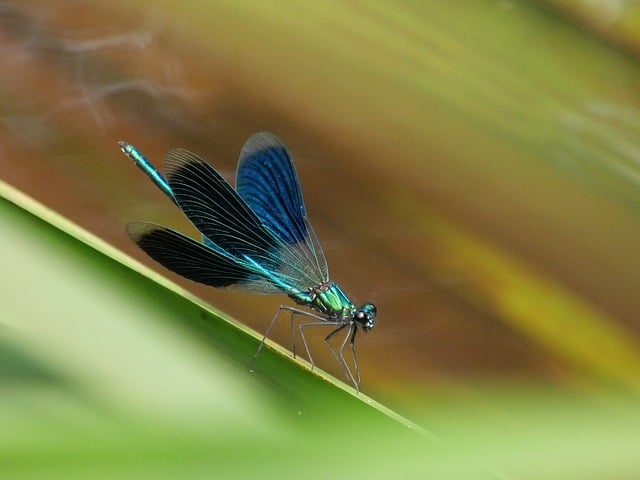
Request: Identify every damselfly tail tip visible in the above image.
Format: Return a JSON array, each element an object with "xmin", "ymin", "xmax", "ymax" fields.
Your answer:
[{"xmin": 118, "ymin": 140, "xmax": 130, "ymax": 153}]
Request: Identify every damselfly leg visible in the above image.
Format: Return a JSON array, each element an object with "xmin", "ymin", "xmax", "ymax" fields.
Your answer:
[
  {"xmin": 322, "ymin": 323, "xmax": 360, "ymax": 390},
  {"xmin": 251, "ymin": 305, "xmax": 359, "ymax": 390}
]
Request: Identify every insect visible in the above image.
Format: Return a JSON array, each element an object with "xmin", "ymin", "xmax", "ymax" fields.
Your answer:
[{"xmin": 119, "ymin": 132, "xmax": 376, "ymax": 390}]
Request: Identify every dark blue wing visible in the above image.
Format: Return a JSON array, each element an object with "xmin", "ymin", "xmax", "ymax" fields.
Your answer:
[
  {"xmin": 235, "ymin": 132, "xmax": 328, "ymax": 282},
  {"xmin": 163, "ymin": 146, "xmax": 327, "ymax": 291},
  {"xmin": 127, "ymin": 222, "xmax": 255, "ymax": 288},
  {"xmin": 163, "ymin": 148, "xmax": 278, "ymax": 268},
  {"xmin": 236, "ymin": 132, "xmax": 306, "ymax": 245}
]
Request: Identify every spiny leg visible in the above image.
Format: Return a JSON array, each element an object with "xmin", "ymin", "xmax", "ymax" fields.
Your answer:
[
  {"xmin": 340, "ymin": 326, "xmax": 360, "ymax": 390},
  {"xmin": 290, "ymin": 310, "xmax": 297, "ymax": 357},
  {"xmin": 253, "ymin": 308, "xmax": 361, "ymax": 390},
  {"xmin": 324, "ymin": 324, "xmax": 359, "ymax": 391},
  {"xmin": 297, "ymin": 320, "xmax": 344, "ymax": 372},
  {"xmin": 251, "ymin": 305, "xmax": 285, "ymax": 369},
  {"xmin": 283, "ymin": 310, "xmax": 331, "ymax": 368},
  {"xmin": 351, "ymin": 328, "xmax": 360, "ymax": 388},
  {"xmin": 288, "ymin": 309, "xmax": 323, "ymax": 358},
  {"xmin": 252, "ymin": 306, "xmax": 328, "ymax": 367}
]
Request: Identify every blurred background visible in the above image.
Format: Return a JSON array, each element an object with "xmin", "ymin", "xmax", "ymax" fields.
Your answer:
[{"xmin": 2, "ymin": 0, "xmax": 640, "ymax": 420}]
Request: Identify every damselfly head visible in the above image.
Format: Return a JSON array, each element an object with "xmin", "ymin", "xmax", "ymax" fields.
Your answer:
[{"xmin": 355, "ymin": 303, "xmax": 377, "ymax": 331}]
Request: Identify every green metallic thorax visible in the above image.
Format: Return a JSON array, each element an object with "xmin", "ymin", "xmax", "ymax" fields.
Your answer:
[{"xmin": 289, "ymin": 282, "xmax": 355, "ymax": 318}]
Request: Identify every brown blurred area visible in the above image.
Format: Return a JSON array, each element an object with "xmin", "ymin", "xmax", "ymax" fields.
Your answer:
[{"xmin": 2, "ymin": 0, "xmax": 640, "ymax": 402}]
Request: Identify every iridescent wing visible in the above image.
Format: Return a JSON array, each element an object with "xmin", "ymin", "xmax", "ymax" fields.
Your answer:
[
  {"xmin": 127, "ymin": 222, "xmax": 257, "ymax": 288},
  {"xmin": 235, "ymin": 132, "xmax": 328, "ymax": 284},
  {"xmin": 164, "ymin": 148, "xmax": 276, "ymax": 266},
  {"xmin": 160, "ymin": 147, "xmax": 327, "ymax": 293}
]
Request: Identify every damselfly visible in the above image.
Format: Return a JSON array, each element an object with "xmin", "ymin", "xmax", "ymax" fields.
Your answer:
[{"xmin": 120, "ymin": 132, "xmax": 376, "ymax": 390}]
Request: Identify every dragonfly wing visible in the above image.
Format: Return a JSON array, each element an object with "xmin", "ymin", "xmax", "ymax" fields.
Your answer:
[
  {"xmin": 163, "ymin": 147, "xmax": 322, "ymax": 292},
  {"xmin": 235, "ymin": 132, "xmax": 329, "ymax": 284},
  {"xmin": 163, "ymin": 148, "xmax": 277, "ymax": 264},
  {"xmin": 236, "ymin": 132, "xmax": 306, "ymax": 245},
  {"xmin": 127, "ymin": 221, "xmax": 264, "ymax": 288}
]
